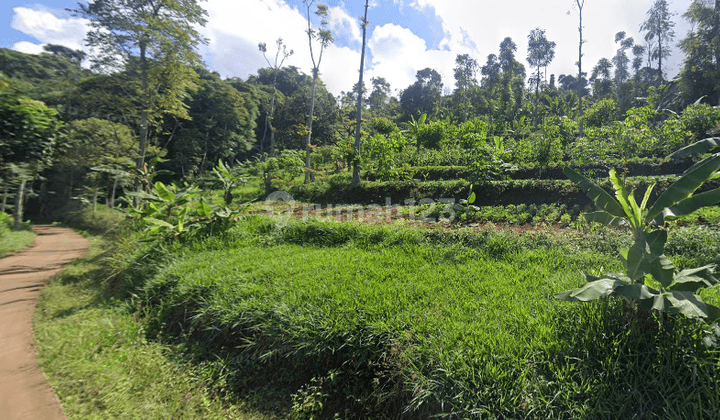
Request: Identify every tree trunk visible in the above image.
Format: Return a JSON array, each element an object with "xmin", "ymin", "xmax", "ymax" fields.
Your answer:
[
  {"xmin": 352, "ymin": 0, "xmax": 370, "ymax": 187},
  {"xmin": 110, "ymin": 177, "xmax": 118, "ymax": 208},
  {"xmin": 534, "ymin": 67, "xmax": 540, "ymax": 131},
  {"xmin": 1, "ymin": 185, "xmax": 8, "ymax": 213},
  {"xmin": 68, "ymin": 170, "xmax": 74, "ymax": 201},
  {"xmin": 13, "ymin": 179, "xmax": 26, "ymax": 231},
  {"xmin": 137, "ymin": 41, "xmax": 150, "ymax": 174},
  {"xmin": 577, "ymin": 0, "xmax": 585, "ymax": 138},
  {"xmin": 305, "ymin": 69, "xmax": 319, "ymax": 184},
  {"xmin": 715, "ymin": 0, "xmax": 720, "ymax": 105},
  {"xmin": 658, "ymin": 36, "xmax": 663, "ymax": 82}
]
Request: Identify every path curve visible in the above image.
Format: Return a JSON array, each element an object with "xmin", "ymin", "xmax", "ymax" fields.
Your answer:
[{"xmin": 0, "ymin": 226, "xmax": 91, "ymax": 420}]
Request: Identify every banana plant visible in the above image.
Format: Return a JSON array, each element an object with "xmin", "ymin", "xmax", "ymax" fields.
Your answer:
[
  {"xmin": 212, "ymin": 160, "xmax": 245, "ymax": 205},
  {"xmin": 555, "ymin": 150, "xmax": 720, "ymax": 321},
  {"xmin": 454, "ymin": 184, "xmax": 478, "ymax": 220},
  {"xmin": 407, "ymin": 113, "xmax": 427, "ymax": 154}
]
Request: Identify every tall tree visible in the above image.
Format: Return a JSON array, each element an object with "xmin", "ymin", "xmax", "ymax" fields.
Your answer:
[
  {"xmin": 43, "ymin": 44, "xmax": 86, "ymax": 64},
  {"xmin": 640, "ymin": 0, "xmax": 676, "ymax": 81},
  {"xmin": 368, "ymin": 76, "xmax": 391, "ymax": 116},
  {"xmin": 400, "ymin": 68, "xmax": 443, "ymax": 120},
  {"xmin": 71, "ymin": 0, "xmax": 208, "ymax": 180},
  {"xmin": 352, "ymin": 0, "xmax": 369, "ymax": 186},
  {"xmin": 258, "ymin": 38, "xmax": 293, "ymax": 196},
  {"xmin": 164, "ymin": 69, "xmax": 258, "ymax": 177},
  {"xmin": 590, "ymin": 57, "xmax": 614, "ymax": 98},
  {"xmin": 303, "ymin": 0, "xmax": 334, "ymax": 183},
  {"xmin": 612, "ymin": 32, "xmax": 634, "ymax": 85},
  {"xmin": 527, "ymin": 27, "xmax": 556, "ymax": 129},
  {"xmin": 679, "ymin": 0, "xmax": 720, "ymax": 105},
  {"xmin": 632, "ymin": 44, "xmax": 647, "ymax": 77},
  {"xmin": 453, "ymin": 53, "xmax": 479, "ymax": 122},
  {"xmin": 0, "ymin": 92, "xmax": 61, "ymax": 229},
  {"xmin": 498, "ymin": 37, "xmax": 525, "ymax": 120},
  {"xmin": 575, "ymin": 0, "xmax": 586, "ymax": 137}
]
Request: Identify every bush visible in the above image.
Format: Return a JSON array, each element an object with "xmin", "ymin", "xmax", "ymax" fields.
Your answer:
[
  {"xmin": 0, "ymin": 212, "xmax": 11, "ymax": 238},
  {"xmin": 417, "ymin": 120, "xmax": 451, "ymax": 150},
  {"xmin": 368, "ymin": 117, "xmax": 398, "ymax": 136},
  {"xmin": 583, "ymin": 98, "xmax": 620, "ymax": 128},
  {"xmin": 62, "ymin": 204, "xmax": 127, "ymax": 236},
  {"xmin": 681, "ymin": 103, "xmax": 720, "ymax": 142},
  {"xmin": 456, "ymin": 118, "xmax": 489, "ymax": 149}
]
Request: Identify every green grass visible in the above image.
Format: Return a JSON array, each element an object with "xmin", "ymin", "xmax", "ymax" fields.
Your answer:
[
  {"xmin": 0, "ymin": 213, "xmax": 35, "ymax": 257},
  {"xmin": 34, "ymin": 237, "xmax": 269, "ymax": 420},
  {"xmin": 133, "ymin": 218, "xmax": 720, "ymax": 418},
  {"xmin": 0, "ymin": 230, "xmax": 35, "ymax": 257},
  {"xmin": 34, "ymin": 213, "xmax": 720, "ymax": 418}
]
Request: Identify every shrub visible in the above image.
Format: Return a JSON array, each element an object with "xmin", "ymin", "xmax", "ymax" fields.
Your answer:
[
  {"xmin": 416, "ymin": 120, "xmax": 451, "ymax": 150},
  {"xmin": 583, "ymin": 98, "xmax": 620, "ymax": 128},
  {"xmin": 0, "ymin": 212, "xmax": 11, "ymax": 237},
  {"xmin": 368, "ymin": 117, "xmax": 398, "ymax": 136},
  {"xmin": 681, "ymin": 103, "xmax": 720, "ymax": 142},
  {"xmin": 456, "ymin": 118, "xmax": 489, "ymax": 149}
]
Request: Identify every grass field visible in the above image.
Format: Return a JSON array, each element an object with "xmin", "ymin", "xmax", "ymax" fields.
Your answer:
[
  {"xmin": 34, "ymin": 237, "xmax": 270, "ymax": 419},
  {"xmin": 33, "ymin": 209, "xmax": 720, "ymax": 418}
]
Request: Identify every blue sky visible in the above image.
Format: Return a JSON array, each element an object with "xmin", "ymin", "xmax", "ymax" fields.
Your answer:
[{"xmin": 1, "ymin": 0, "xmax": 693, "ymax": 97}]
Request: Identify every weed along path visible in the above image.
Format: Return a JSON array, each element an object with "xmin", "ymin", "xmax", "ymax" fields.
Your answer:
[{"xmin": 0, "ymin": 226, "xmax": 90, "ymax": 420}]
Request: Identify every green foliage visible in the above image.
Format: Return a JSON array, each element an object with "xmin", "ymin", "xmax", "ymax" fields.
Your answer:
[
  {"xmin": 213, "ymin": 160, "xmax": 246, "ymax": 205},
  {"xmin": 361, "ymin": 129, "xmax": 411, "ymax": 181},
  {"xmin": 0, "ymin": 94, "xmax": 61, "ymax": 166},
  {"xmin": 583, "ymin": 98, "xmax": 620, "ymax": 128},
  {"xmin": 557, "ymin": 156, "xmax": 720, "ymax": 320},
  {"xmin": 456, "ymin": 118, "xmax": 489, "ymax": 149},
  {"xmin": 467, "ymin": 136, "xmax": 517, "ymax": 182},
  {"xmin": 127, "ymin": 164, "xmax": 249, "ymax": 240},
  {"xmin": 542, "ymin": 115, "xmax": 578, "ymax": 149},
  {"xmin": 681, "ymin": 103, "xmax": 720, "ymax": 142},
  {"xmin": 415, "ymin": 120, "xmax": 452, "ymax": 149},
  {"xmin": 0, "ymin": 212, "xmax": 35, "ymax": 256},
  {"xmin": 367, "ymin": 116, "xmax": 398, "ymax": 136},
  {"xmin": 0, "ymin": 212, "xmax": 9, "ymax": 238},
  {"xmin": 114, "ymin": 217, "xmax": 720, "ymax": 418}
]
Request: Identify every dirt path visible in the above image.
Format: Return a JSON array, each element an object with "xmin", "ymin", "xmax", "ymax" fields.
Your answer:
[{"xmin": 0, "ymin": 226, "xmax": 90, "ymax": 420}]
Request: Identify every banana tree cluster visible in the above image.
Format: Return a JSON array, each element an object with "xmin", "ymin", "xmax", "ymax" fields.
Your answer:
[
  {"xmin": 555, "ymin": 143, "xmax": 720, "ymax": 321},
  {"xmin": 127, "ymin": 162, "xmax": 249, "ymax": 240}
]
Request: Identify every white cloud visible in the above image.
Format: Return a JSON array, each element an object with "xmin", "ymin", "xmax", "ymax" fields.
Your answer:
[
  {"xmin": 7, "ymin": 0, "xmax": 694, "ymax": 99},
  {"xmin": 366, "ymin": 23, "xmax": 455, "ymax": 95},
  {"xmin": 10, "ymin": 7, "xmax": 89, "ymax": 52},
  {"xmin": 201, "ymin": 0, "xmax": 360, "ymax": 96},
  {"xmin": 328, "ymin": 6, "xmax": 362, "ymax": 45},
  {"xmin": 407, "ymin": 0, "xmax": 692, "ymax": 83},
  {"xmin": 12, "ymin": 41, "xmax": 45, "ymax": 55}
]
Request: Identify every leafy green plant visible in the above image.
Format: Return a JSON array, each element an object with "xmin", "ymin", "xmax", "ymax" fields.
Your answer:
[
  {"xmin": 453, "ymin": 184, "xmax": 478, "ymax": 220},
  {"xmin": 212, "ymin": 159, "xmax": 245, "ymax": 205},
  {"xmin": 407, "ymin": 113, "xmax": 427, "ymax": 153},
  {"xmin": 556, "ymin": 153, "xmax": 720, "ymax": 320},
  {"xmin": 127, "ymin": 176, "xmax": 246, "ymax": 241}
]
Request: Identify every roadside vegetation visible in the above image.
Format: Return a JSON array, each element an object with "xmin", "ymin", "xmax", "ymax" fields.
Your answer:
[{"xmin": 0, "ymin": 213, "xmax": 35, "ymax": 257}]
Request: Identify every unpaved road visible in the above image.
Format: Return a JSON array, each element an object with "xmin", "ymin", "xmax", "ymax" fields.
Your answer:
[{"xmin": 0, "ymin": 226, "xmax": 90, "ymax": 420}]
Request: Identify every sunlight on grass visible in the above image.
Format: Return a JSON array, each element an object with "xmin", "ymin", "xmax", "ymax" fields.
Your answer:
[{"xmin": 34, "ymin": 239, "xmax": 269, "ymax": 420}]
